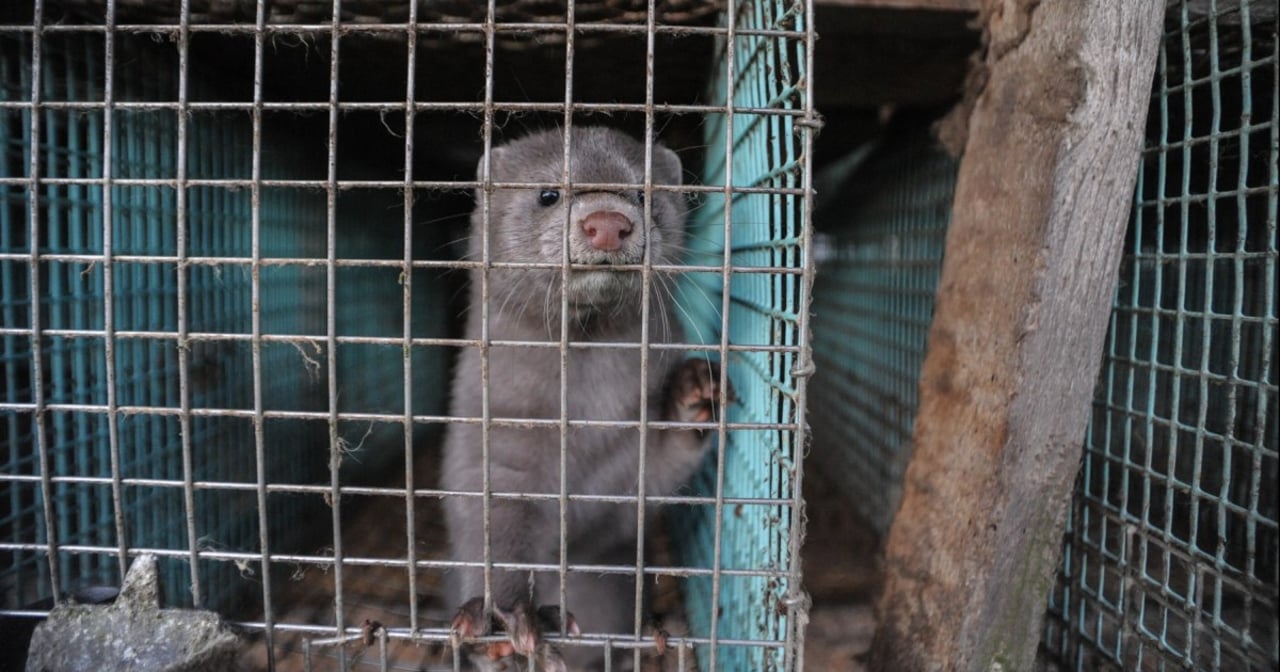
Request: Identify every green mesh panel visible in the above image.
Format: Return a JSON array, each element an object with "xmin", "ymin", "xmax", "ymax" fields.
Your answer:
[
  {"xmin": 807, "ymin": 131, "xmax": 956, "ymax": 536},
  {"xmin": 1043, "ymin": 2, "xmax": 1278, "ymax": 669}
]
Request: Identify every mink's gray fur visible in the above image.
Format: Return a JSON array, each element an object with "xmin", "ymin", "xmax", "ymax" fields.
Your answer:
[{"xmin": 441, "ymin": 127, "xmax": 719, "ymax": 671}]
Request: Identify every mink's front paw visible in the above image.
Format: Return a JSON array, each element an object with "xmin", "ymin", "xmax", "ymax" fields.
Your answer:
[
  {"xmin": 450, "ymin": 596, "xmax": 490, "ymax": 641},
  {"xmin": 665, "ymin": 358, "xmax": 735, "ymax": 426},
  {"xmin": 493, "ymin": 600, "xmax": 581, "ymax": 655},
  {"xmin": 453, "ymin": 597, "xmax": 580, "ymax": 670}
]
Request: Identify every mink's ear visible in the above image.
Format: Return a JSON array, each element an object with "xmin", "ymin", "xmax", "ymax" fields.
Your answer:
[
  {"xmin": 475, "ymin": 145, "xmax": 507, "ymax": 183},
  {"xmin": 652, "ymin": 143, "xmax": 684, "ymax": 187}
]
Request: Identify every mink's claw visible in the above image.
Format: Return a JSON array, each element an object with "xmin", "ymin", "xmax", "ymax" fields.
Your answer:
[
  {"xmin": 450, "ymin": 596, "xmax": 490, "ymax": 642},
  {"xmin": 667, "ymin": 358, "xmax": 736, "ymax": 425},
  {"xmin": 495, "ymin": 599, "xmax": 541, "ymax": 656},
  {"xmin": 455, "ymin": 597, "xmax": 583, "ymax": 668},
  {"xmin": 536, "ymin": 604, "xmax": 581, "ymax": 638}
]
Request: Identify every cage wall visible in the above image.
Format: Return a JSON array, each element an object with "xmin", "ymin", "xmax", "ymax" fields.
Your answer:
[
  {"xmin": 806, "ymin": 130, "xmax": 955, "ymax": 536},
  {"xmin": 1042, "ymin": 1, "xmax": 1278, "ymax": 670},
  {"xmin": 803, "ymin": 2, "xmax": 1275, "ymax": 669},
  {"xmin": 0, "ymin": 31, "xmax": 333, "ymax": 613},
  {"xmin": 670, "ymin": 1, "xmax": 811, "ymax": 669},
  {"xmin": 0, "ymin": 1, "xmax": 818, "ymax": 670},
  {"xmin": 0, "ymin": 8, "xmax": 453, "ymax": 618}
]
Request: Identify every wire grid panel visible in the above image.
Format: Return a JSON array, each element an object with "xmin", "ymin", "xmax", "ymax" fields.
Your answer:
[
  {"xmin": 0, "ymin": 1, "xmax": 818, "ymax": 670},
  {"xmin": 0, "ymin": 30, "xmax": 328, "ymax": 612},
  {"xmin": 1043, "ymin": 1, "xmax": 1278, "ymax": 669},
  {"xmin": 806, "ymin": 132, "xmax": 956, "ymax": 536},
  {"xmin": 670, "ymin": 1, "xmax": 812, "ymax": 670},
  {"xmin": 0, "ymin": 6, "xmax": 451, "ymax": 619}
]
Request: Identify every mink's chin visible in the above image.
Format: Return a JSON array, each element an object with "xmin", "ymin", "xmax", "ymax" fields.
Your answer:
[
  {"xmin": 570, "ymin": 249, "xmax": 641, "ymax": 266},
  {"xmin": 565, "ymin": 269, "xmax": 640, "ymax": 307}
]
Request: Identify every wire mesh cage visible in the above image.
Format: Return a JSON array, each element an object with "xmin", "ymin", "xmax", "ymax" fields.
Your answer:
[
  {"xmin": 798, "ymin": 1, "xmax": 1275, "ymax": 669},
  {"xmin": 0, "ymin": 0, "xmax": 817, "ymax": 670},
  {"xmin": 0, "ymin": 11, "xmax": 456, "ymax": 618},
  {"xmin": 1041, "ymin": 1, "xmax": 1278, "ymax": 670},
  {"xmin": 0, "ymin": 27, "xmax": 335, "ymax": 614},
  {"xmin": 806, "ymin": 131, "xmax": 956, "ymax": 537}
]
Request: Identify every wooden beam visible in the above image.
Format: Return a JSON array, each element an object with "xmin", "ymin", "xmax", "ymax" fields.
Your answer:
[{"xmin": 867, "ymin": 0, "xmax": 1164, "ymax": 670}]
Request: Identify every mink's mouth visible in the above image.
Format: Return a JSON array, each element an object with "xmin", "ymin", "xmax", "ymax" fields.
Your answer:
[
  {"xmin": 571, "ymin": 244, "xmax": 647, "ymax": 267},
  {"xmin": 570, "ymin": 268, "xmax": 627, "ymax": 284},
  {"xmin": 571, "ymin": 252, "xmax": 630, "ymax": 266},
  {"xmin": 565, "ymin": 268, "xmax": 639, "ymax": 304}
]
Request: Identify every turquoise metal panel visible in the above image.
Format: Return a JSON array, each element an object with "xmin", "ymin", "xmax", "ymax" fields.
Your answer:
[
  {"xmin": 673, "ymin": 0, "xmax": 811, "ymax": 668},
  {"xmin": 807, "ymin": 131, "xmax": 956, "ymax": 536}
]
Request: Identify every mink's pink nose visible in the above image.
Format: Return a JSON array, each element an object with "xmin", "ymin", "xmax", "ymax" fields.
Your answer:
[{"xmin": 580, "ymin": 211, "xmax": 634, "ymax": 251}]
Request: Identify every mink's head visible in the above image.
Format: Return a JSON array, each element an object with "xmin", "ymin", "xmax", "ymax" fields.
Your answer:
[{"xmin": 469, "ymin": 127, "xmax": 687, "ymax": 316}]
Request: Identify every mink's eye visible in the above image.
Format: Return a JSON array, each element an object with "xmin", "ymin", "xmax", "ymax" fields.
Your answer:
[
  {"xmin": 636, "ymin": 190, "xmax": 645, "ymax": 206},
  {"xmin": 538, "ymin": 190, "xmax": 560, "ymax": 207}
]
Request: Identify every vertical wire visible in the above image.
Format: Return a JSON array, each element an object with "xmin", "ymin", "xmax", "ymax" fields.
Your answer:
[
  {"xmin": 27, "ymin": 0, "xmax": 63, "ymax": 603},
  {"xmin": 556, "ymin": 0, "xmax": 576, "ymax": 646},
  {"xmin": 174, "ymin": 0, "xmax": 202, "ymax": 608},
  {"xmin": 632, "ymin": 1, "xmax": 658, "ymax": 667},
  {"xmin": 1164, "ymin": 8, "xmax": 1196, "ymax": 653},
  {"xmin": 785, "ymin": 1, "xmax": 819, "ymax": 668},
  {"xmin": 1257, "ymin": 1, "xmax": 1278, "ymax": 661},
  {"xmin": 1226, "ymin": 0, "xmax": 1256, "ymax": 654},
  {"xmin": 324, "ymin": 1, "xmax": 347, "ymax": 664},
  {"xmin": 479, "ymin": 0, "xmax": 498, "ymax": 623},
  {"xmin": 1248, "ymin": 2, "xmax": 1279, "ymax": 663},
  {"xmin": 709, "ymin": 1, "xmax": 741, "ymax": 668},
  {"xmin": 401, "ymin": 0, "xmax": 421, "ymax": 635},
  {"xmin": 1187, "ymin": 2, "xmax": 1224, "ymax": 663},
  {"xmin": 249, "ymin": 0, "xmax": 276, "ymax": 665},
  {"xmin": 1172, "ymin": 1, "xmax": 1223, "ymax": 660},
  {"xmin": 1130, "ymin": 9, "xmax": 1175, "ymax": 660},
  {"xmin": 100, "ymin": 0, "xmax": 129, "ymax": 582}
]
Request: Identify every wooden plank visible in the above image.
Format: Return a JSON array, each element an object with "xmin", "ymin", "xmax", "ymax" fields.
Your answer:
[{"xmin": 866, "ymin": 0, "xmax": 1165, "ymax": 670}]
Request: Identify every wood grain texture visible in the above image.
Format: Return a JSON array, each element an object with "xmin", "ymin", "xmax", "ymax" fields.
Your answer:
[{"xmin": 867, "ymin": 0, "xmax": 1165, "ymax": 670}]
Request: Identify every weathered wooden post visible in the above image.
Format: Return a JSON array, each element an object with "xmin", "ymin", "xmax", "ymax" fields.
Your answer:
[{"xmin": 868, "ymin": 1, "xmax": 1165, "ymax": 669}]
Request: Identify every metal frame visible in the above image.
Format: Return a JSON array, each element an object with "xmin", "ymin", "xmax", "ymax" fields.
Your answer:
[{"xmin": 0, "ymin": 0, "xmax": 819, "ymax": 669}]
